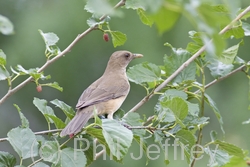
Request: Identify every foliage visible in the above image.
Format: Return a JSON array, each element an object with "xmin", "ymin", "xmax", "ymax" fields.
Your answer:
[{"xmin": 1, "ymin": 0, "xmax": 250, "ymax": 167}]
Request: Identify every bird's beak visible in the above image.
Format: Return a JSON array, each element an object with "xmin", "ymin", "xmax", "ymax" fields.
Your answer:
[{"xmin": 133, "ymin": 53, "xmax": 143, "ymax": 59}]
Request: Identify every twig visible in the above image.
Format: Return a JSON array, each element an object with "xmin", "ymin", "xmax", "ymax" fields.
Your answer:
[
  {"xmin": 0, "ymin": 129, "xmax": 61, "ymax": 142},
  {"xmin": 126, "ymin": 5, "xmax": 250, "ymax": 115},
  {"xmin": 0, "ymin": 0, "xmax": 127, "ymax": 106}
]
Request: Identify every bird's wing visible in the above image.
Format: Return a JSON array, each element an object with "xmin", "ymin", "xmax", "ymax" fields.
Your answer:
[{"xmin": 76, "ymin": 76, "xmax": 129, "ymax": 109}]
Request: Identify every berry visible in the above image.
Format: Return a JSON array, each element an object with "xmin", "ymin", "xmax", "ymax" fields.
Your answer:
[
  {"xmin": 103, "ymin": 33, "xmax": 109, "ymax": 42},
  {"xmin": 36, "ymin": 85, "xmax": 42, "ymax": 92},
  {"xmin": 69, "ymin": 134, "xmax": 74, "ymax": 138}
]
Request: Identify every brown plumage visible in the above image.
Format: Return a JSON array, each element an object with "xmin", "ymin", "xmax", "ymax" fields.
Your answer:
[{"xmin": 60, "ymin": 50, "xmax": 143, "ymax": 137}]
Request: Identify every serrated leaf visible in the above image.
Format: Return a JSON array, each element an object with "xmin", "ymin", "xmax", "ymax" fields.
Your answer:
[
  {"xmin": 242, "ymin": 22, "xmax": 250, "ymax": 36},
  {"xmin": 164, "ymin": 48, "xmax": 196, "ymax": 83},
  {"xmin": 210, "ymin": 130, "xmax": 217, "ymax": 142},
  {"xmin": 110, "ymin": 31, "xmax": 127, "ymax": 47},
  {"xmin": 137, "ymin": 8, "xmax": 153, "ymax": 26},
  {"xmin": 7, "ymin": 127, "xmax": 39, "ymax": 159},
  {"xmin": 222, "ymin": 156, "xmax": 247, "ymax": 167},
  {"xmin": 33, "ymin": 97, "xmax": 55, "ymax": 123},
  {"xmin": 133, "ymin": 135, "xmax": 149, "ymax": 164},
  {"xmin": 206, "ymin": 59, "xmax": 234, "ymax": 78},
  {"xmin": 41, "ymin": 142, "xmax": 87, "ymax": 167},
  {"xmin": 204, "ymin": 94, "xmax": 224, "ymax": 133},
  {"xmin": 33, "ymin": 162, "xmax": 49, "ymax": 167},
  {"xmin": 50, "ymin": 99, "xmax": 75, "ymax": 119},
  {"xmin": 205, "ymin": 149, "xmax": 231, "ymax": 167},
  {"xmin": 0, "ymin": 49, "xmax": 7, "ymax": 66},
  {"xmin": 86, "ymin": 127, "xmax": 122, "ymax": 163},
  {"xmin": 15, "ymin": 65, "xmax": 42, "ymax": 80},
  {"xmin": 127, "ymin": 62, "xmax": 162, "ymax": 85},
  {"xmin": 151, "ymin": 6, "xmax": 180, "ymax": 34},
  {"xmin": 44, "ymin": 82, "xmax": 63, "ymax": 92},
  {"xmin": 0, "ymin": 151, "xmax": 16, "ymax": 167},
  {"xmin": 122, "ymin": 112, "xmax": 146, "ymax": 137},
  {"xmin": 0, "ymin": 66, "xmax": 10, "ymax": 80},
  {"xmin": 113, "ymin": 108, "xmax": 125, "ymax": 120},
  {"xmin": 14, "ymin": 104, "xmax": 29, "ymax": 128},
  {"xmin": 102, "ymin": 119, "xmax": 133, "ymax": 160},
  {"xmin": 0, "ymin": 15, "xmax": 14, "ymax": 35},
  {"xmin": 217, "ymin": 43, "xmax": 240, "ymax": 64},
  {"xmin": 40, "ymin": 141, "xmax": 60, "ymax": 163},
  {"xmin": 44, "ymin": 114, "xmax": 65, "ymax": 129},
  {"xmin": 84, "ymin": 0, "xmax": 116, "ymax": 17},
  {"xmin": 39, "ymin": 30, "xmax": 59, "ymax": 47},
  {"xmin": 86, "ymin": 16, "xmax": 110, "ymax": 28},
  {"xmin": 213, "ymin": 140, "xmax": 245, "ymax": 158},
  {"xmin": 223, "ymin": 25, "xmax": 245, "ymax": 39},
  {"xmin": 175, "ymin": 129, "xmax": 196, "ymax": 164},
  {"xmin": 60, "ymin": 148, "xmax": 86, "ymax": 167}
]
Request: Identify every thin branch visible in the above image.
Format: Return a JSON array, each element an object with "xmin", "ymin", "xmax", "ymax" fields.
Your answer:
[
  {"xmin": 0, "ymin": 0, "xmax": 127, "ymax": 106},
  {"xmin": 0, "ymin": 129, "xmax": 61, "ymax": 142},
  {"xmin": 126, "ymin": 5, "xmax": 250, "ymax": 115}
]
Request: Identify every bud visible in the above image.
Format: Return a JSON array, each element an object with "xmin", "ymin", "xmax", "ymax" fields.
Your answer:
[{"xmin": 103, "ymin": 33, "xmax": 109, "ymax": 42}]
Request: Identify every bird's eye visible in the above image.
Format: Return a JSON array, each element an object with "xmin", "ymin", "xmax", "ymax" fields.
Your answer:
[{"xmin": 125, "ymin": 53, "xmax": 130, "ymax": 58}]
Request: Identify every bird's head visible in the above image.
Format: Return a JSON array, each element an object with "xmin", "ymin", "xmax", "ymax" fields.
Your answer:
[{"xmin": 106, "ymin": 51, "xmax": 143, "ymax": 72}]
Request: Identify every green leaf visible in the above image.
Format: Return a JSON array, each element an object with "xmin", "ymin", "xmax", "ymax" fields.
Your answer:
[
  {"xmin": 206, "ymin": 59, "xmax": 234, "ymax": 78},
  {"xmin": 84, "ymin": 0, "xmax": 116, "ymax": 17},
  {"xmin": 164, "ymin": 47, "xmax": 196, "ymax": 83},
  {"xmin": 43, "ymin": 82, "xmax": 63, "ymax": 92},
  {"xmin": 205, "ymin": 149, "xmax": 231, "ymax": 167},
  {"xmin": 76, "ymin": 134, "xmax": 94, "ymax": 166},
  {"xmin": 42, "ymin": 143, "xmax": 87, "ymax": 167},
  {"xmin": 0, "ymin": 151, "xmax": 16, "ymax": 167},
  {"xmin": 175, "ymin": 129, "xmax": 196, "ymax": 164},
  {"xmin": 153, "ymin": 130, "xmax": 165, "ymax": 142},
  {"xmin": 102, "ymin": 119, "xmax": 133, "ymax": 160},
  {"xmin": 113, "ymin": 108, "xmax": 125, "ymax": 120},
  {"xmin": 222, "ymin": 156, "xmax": 247, "ymax": 167},
  {"xmin": 223, "ymin": 25, "xmax": 245, "ymax": 39},
  {"xmin": 7, "ymin": 127, "xmax": 39, "ymax": 159},
  {"xmin": 127, "ymin": 62, "xmax": 162, "ymax": 85},
  {"xmin": 40, "ymin": 141, "xmax": 60, "ymax": 163},
  {"xmin": 213, "ymin": 140, "xmax": 245, "ymax": 158},
  {"xmin": 122, "ymin": 112, "xmax": 146, "ymax": 137},
  {"xmin": 137, "ymin": 8, "xmax": 153, "ymax": 26},
  {"xmin": 133, "ymin": 135, "xmax": 149, "ymax": 164},
  {"xmin": 162, "ymin": 97, "xmax": 188, "ymax": 121},
  {"xmin": 204, "ymin": 94, "xmax": 224, "ymax": 133},
  {"xmin": 60, "ymin": 148, "xmax": 86, "ymax": 167},
  {"xmin": 86, "ymin": 16, "xmax": 110, "ymax": 28},
  {"xmin": 39, "ymin": 30, "xmax": 59, "ymax": 47},
  {"xmin": 210, "ymin": 130, "xmax": 217, "ymax": 142},
  {"xmin": 0, "ymin": 49, "xmax": 7, "ymax": 66},
  {"xmin": 14, "ymin": 104, "xmax": 29, "ymax": 128},
  {"xmin": 86, "ymin": 127, "xmax": 122, "ymax": 163},
  {"xmin": 50, "ymin": 99, "xmax": 75, "ymax": 119},
  {"xmin": 33, "ymin": 97, "xmax": 55, "ymax": 123},
  {"xmin": 0, "ymin": 15, "xmax": 14, "ymax": 35},
  {"xmin": 242, "ymin": 22, "xmax": 250, "ymax": 36},
  {"xmin": 217, "ymin": 43, "xmax": 240, "ymax": 64},
  {"xmin": 0, "ymin": 66, "xmax": 10, "ymax": 80},
  {"xmin": 33, "ymin": 162, "xmax": 49, "ymax": 167},
  {"xmin": 110, "ymin": 31, "xmax": 127, "ymax": 47},
  {"xmin": 151, "ymin": 6, "xmax": 180, "ymax": 34},
  {"xmin": 44, "ymin": 114, "xmax": 65, "ymax": 129}
]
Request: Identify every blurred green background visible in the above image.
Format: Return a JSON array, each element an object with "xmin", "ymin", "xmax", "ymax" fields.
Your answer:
[{"xmin": 1, "ymin": 0, "xmax": 250, "ymax": 166}]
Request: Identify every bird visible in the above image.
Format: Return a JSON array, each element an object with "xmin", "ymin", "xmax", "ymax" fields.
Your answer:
[{"xmin": 60, "ymin": 50, "xmax": 143, "ymax": 137}]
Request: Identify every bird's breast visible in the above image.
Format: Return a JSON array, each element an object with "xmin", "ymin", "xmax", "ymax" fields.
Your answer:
[{"xmin": 96, "ymin": 95, "xmax": 127, "ymax": 115}]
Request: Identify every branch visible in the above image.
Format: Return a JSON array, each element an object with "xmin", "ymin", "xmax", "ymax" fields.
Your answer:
[
  {"xmin": 0, "ymin": 0, "xmax": 127, "ymax": 106},
  {"xmin": 0, "ymin": 129, "xmax": 61, "ymax": 142},
  {"xmin": 126, "ymin": 5, "xmax": 250, "ymax": 115}
]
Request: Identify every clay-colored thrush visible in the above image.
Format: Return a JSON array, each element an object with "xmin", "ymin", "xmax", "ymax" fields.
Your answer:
[{"xmin": 60, "ymin": 50, "xmax": 143, "ymax": 137}]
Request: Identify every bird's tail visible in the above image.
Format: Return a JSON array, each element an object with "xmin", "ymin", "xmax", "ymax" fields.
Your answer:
[{"xmin": 60, "ymin": 110, "xmax": 93, "ymax": 137}]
